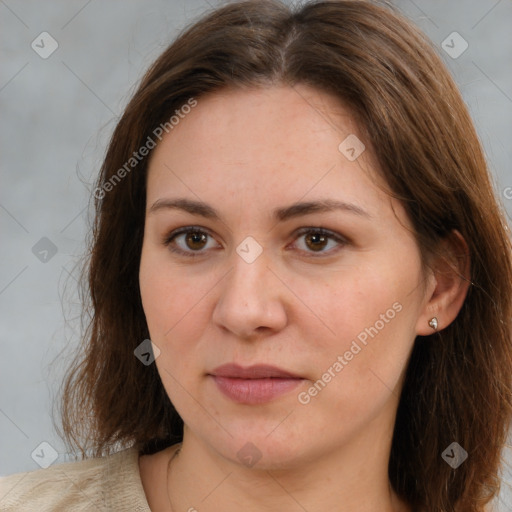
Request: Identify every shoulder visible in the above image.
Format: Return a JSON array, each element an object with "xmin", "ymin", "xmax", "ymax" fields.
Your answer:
[{"xmin": 0, "ymin": 446, "xmax": 151, "ymax": 511}]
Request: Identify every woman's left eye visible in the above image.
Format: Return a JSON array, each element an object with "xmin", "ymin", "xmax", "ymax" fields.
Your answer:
[
  {"xmin": 291, "ymin": 227, "xmax": 347, "ymax": 256},
  {"xmin": 163, "ymin": 226, "xmax": 347, "ymax": 258}
]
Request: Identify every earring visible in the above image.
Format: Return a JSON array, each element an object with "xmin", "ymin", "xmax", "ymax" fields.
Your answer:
[{"xmin": 428, "ymin": 317, "xmax": 438, "ymax": 330}]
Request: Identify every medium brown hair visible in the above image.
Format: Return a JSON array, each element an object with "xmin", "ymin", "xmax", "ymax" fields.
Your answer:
[{"xmin": 59, "ymin": 1, "xmax": 512, "ymax": 510}]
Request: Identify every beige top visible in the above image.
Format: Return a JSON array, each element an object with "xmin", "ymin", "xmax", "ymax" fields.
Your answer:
[{"xmin": 0, "ymin": 446, "xmax": 151, "ymax": 511}]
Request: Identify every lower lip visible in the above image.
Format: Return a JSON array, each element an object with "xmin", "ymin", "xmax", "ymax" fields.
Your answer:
[{"xmin": 210, "ymin": 375, "xmax": 303, "ymax": 404}]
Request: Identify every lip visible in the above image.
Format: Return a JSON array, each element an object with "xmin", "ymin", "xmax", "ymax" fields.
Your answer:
[
  {"xmin": 209, "ymin": 364, "xmax": 304, "ymax": 404},
  {"xmin": 211, "ymin": 363, "xmax": 302, "ymax": 379}
]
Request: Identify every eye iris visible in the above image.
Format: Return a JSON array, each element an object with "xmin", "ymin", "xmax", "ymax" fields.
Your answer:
[
  {"xmin": 186, "ymin": 231, "xmax": 207, "ymax": 250},
  {"xmin": 305, "ymin": 233, "xmax": 328, "ymax": 251}
]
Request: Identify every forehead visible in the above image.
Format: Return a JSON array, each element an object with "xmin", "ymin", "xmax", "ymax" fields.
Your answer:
[{"xmin": 145, "ymin": 85, "xmax": 399, "ymax": 223}]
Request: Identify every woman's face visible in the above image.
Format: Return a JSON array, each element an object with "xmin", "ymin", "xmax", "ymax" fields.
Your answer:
[{"xmin": 139, "ymin": 85, "xmax": 434, "ymax": 469}]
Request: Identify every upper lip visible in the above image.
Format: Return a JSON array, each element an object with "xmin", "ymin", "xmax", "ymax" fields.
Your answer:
[{"xmin": 210, "ymin": 363, "xmax": 302, "ymax": 379}]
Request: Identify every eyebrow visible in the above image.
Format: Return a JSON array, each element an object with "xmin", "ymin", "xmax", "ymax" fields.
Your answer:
[{"xmin": 149, "ymin": 198, "xmax": 372, "ymax": 221}]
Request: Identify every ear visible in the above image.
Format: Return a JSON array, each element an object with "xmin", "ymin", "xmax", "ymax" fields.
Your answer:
[{"xmin": 415, "ymin": 230, "xmax": 471, "ymax": 335}]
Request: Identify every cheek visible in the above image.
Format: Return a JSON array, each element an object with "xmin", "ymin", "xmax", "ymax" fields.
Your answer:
[
  {"xmin": 296, "ymin": 309, "xmax": 414, "ymax": 440},
  {"xmin": 302, "ymin": 259, "xmax": 421, "ymax": 398},
  {"xmin": 139, "ymin": 248, "xmax": 218, "ymax": 390},
  {"xmin": 139, "ymin": 264, "xmax": 222, "ymax": 433},
  {"xmin": 140, "ymin": 248, "xmax": 198, "ymax": 337}
]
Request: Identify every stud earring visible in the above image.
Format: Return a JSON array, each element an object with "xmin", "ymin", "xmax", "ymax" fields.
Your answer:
[{"xmin": 428, "ymin": 317, "xmax": 438, "ymax": 330}]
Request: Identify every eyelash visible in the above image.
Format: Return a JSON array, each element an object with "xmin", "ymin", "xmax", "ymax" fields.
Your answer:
[{"xmin": 162, "ymin": 226, "xmax": 348, "ymax": 258}]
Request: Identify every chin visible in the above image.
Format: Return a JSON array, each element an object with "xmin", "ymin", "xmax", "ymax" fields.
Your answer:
[{"xmin": 202, "ymin": 422, "xmax": 321, "ymax": 471}]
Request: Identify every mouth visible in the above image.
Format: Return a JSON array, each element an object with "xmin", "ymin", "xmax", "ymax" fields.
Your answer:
[{"xmin": 208, "ymin": 363, "xmax": 305, "ymax": 404}]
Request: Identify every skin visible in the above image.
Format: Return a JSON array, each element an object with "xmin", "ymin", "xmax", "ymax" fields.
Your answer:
[{"xmin": 138, "ymin": 84, "xmax": 470, "ymax": 512}]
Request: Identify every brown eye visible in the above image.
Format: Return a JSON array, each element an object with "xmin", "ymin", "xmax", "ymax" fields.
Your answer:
[
  {"xmin": 292, "ymin": 227, "xmax": 347, "ymax": 256},
  {"xmin": 163, "ymin": 227, "xmax": 219, "ymax": 257},
  {"xmin": 184, "ymin": 231, "xmax": 208, "ymax": 250},
  {"xmin": 304, "ymin": 232, "xmax": 329, "ymax": 252}
]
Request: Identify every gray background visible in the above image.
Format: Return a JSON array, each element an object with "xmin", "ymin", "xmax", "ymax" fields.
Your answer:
[{"xmin": 1, "ymin": 0, "xmax": 511, "ymax": 509}]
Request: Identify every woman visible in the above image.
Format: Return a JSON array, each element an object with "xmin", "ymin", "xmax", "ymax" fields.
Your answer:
[{"xmin": 1, "ymin": 1, "xmax": 511, "ymax": 511}]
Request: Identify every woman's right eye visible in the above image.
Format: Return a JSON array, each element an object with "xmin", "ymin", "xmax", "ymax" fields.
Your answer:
[{"xmin": 163, "ymin": 227, "xmax": 219, "ymax": 258}]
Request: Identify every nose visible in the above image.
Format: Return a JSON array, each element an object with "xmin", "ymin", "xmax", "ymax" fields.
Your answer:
[{"xmin": 211, "ymin": 247, "xmax": 288, "ymax": 340}]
